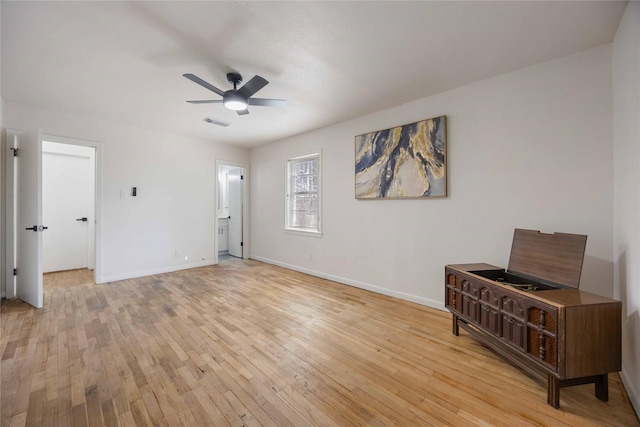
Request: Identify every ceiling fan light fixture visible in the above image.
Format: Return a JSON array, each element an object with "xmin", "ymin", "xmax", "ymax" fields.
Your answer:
[
  {"xmin": 223, "ymin": 93, "xmax": 248, "ymax": 111},
  {"xmin": 185, "ymin": 72, "xmax": 284, "ymax": 115}
]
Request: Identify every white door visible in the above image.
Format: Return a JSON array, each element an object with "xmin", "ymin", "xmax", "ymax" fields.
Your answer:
[
  {"xmin": 228, "ymin": 168, "xmax": 243, "ymax": 258},
  {"xmin": 16, "ymin": 129, "xmax": 44, "ymax": 308},
  {"xmin": 42, "ymin": 145, "xmax": 93, "ymax": 272}
]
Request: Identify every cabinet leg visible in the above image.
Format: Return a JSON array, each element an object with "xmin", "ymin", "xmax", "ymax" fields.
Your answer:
[
  {"xmin": 547, "ymin": 375, "xmax": 560, "ymax": 408},
  {"xmin": 595, "ymin": 374, "xmax": 609, "ymax": 402},
  {"xmin": 452, "ymin": 315, "xmax": 459, "ymax": 336}
]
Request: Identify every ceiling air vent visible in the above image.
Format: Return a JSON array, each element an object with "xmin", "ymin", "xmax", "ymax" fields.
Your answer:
[{"xmin": 203, "ymin": 117, "xmax": 229, "ymax": 127}]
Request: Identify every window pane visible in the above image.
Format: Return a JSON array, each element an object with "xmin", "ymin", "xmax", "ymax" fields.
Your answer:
[
  {"xmin": 293, "ymin": 175, "xmax": 308, "ymax": 192},
  {"xmin": 292, "ymin": 175, "xmax": 318, "ymax": 193},
  {"xmin": 286, "ymin": 154, "xmax": 320, "ymax": 232},
  {"xmin": 290, "ymin": 193, "xmax": 318, "ymax": 228},
  {"xmin": 293, "ymin": 159, "xmax": 317, "ymax": 175}
]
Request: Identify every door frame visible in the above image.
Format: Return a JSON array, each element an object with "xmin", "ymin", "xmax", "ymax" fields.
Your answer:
[
  {"xmin": 42, "ymin": 141, "xmax": 96, "ymax": 272},
  {"xmin": 4, "ymin": 130, "xmax": 18, "ymax": 298},
  {"xmin": 43, "ymin": 134, "xmax": 102, "ymax": 283},
  {"xmin": 3, "ymin": 130, "xmax": 104, "ymax": 299},
  {"xmin": 215, "ymin": 159, "xmax": 248, "ymax": 263}
]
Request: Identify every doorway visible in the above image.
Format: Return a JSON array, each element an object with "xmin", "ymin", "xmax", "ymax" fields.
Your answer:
[
  {"xmin": 216, "ymin": 161, "xmax": 246, "ymax": 262},
  {"xmin": 3, "ymin": 129, "xmax": 103, "ymax": 307},
  {"xmin": 42, "ymin": 141, "xmax": 95, "ymax": 273}
]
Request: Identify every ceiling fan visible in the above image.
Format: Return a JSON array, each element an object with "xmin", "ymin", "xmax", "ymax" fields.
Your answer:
[{"xmin": 183, "ymin": 72, "xmax": 286, "ymax": 118}]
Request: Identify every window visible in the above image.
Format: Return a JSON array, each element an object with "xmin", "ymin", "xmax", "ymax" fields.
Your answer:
[{"xmin": 285, "ymin": 153, "xmax": 321, "ymax": 234}]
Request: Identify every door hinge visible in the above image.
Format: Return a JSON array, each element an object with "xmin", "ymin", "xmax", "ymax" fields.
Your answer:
[
  {"xmin": 241, "ymin": 175, "xmax": 244, "ymax": 180},
  {"xmin": 13, "ymin": 268, "xmax": 17, "ymax": 276},
  {"xmin": 10, "ymin": 148, "xmax": 18, "ymax": 157},
  {"xmin": 240, "ymin": 242, "xmax": 243, "ymax": 247}
]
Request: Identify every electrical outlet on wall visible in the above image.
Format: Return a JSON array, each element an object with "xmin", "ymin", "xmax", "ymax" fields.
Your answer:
[{"xmin": 174, "ymin": 249, "xmax": 181, "ymax": 257}]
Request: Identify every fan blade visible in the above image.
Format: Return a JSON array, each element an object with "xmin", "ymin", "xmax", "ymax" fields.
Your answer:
[
  {"xmin": 236, "ymin": 75, "xmax": 268, "ymax": 98},
  {"xmin": 236, "ymin": 109, "xmax": 250, "ymax": 116},
  {"xmin": 248, "ymin": 98, "xmax": 287, "ymax": 107},
  {"xmin": 183, "ymin": 73, "xmax": 225, "ymax": 97},
  {"xmin": 187, "ymin": 100, "xmax": 224, "ymax": 104},
  {"xmin": 203, "ymin": 117, "xmax": 230, "ymax": 127}
]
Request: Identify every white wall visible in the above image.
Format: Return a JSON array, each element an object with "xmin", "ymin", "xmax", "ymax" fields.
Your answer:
[
  {"xmin": 0, "ymin": 98, "xmax": 4, "ymax": 297},
  {"xmin": 1, "ymin": 97, "xmax": 4, "ymax": 297},
  {"xmin": 1, "ymin": 2, "xmax": 5, "ymax": 297},
  {"xmin": 250, "ymin": 44, "xmax": 614, "ymax": 308},
  {"xmin": 613, "ymin": 1, "xmax": 640, "ymax": 416},
  {"xmin": 3, "ymin": 102, "xmax": 249, "ymax": 283}
]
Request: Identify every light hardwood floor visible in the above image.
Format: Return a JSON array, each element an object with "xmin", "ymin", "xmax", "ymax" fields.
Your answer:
[{"xmin": 1, "ymin": 260, "xmax": 638, "ymax": 426}]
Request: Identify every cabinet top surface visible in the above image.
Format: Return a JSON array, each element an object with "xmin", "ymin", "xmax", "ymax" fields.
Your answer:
[
  {"xmin": 446, "ymin": 263, "xmax": 501, "ymax": 272},
  {"xmin": 446, "ymin": 264, "xmax": 619, "ymax": 306},
  {"xmin": 532, "ymin": 288, "xmax": 619, "ymax": 306}
]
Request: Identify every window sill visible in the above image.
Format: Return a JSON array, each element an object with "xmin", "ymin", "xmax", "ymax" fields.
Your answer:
[{"xmin": 284, "ymin": 228, "xmax": 323, "ymax": 238}]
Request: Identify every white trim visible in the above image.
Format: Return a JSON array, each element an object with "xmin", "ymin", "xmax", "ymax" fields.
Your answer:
[
  {"xmin": 101, "ymin": 260, "xmax": 216, "ymax": 283},
  {"xmin": 285, "ymin": 151, "xmax": 322, "ymax": 235},
  {"xmin": 43, "ymin": 134, "xmax": 103, "ymax": 283},
  {"xmin": 4, "ymin": 130, "xmax": 19, "ymax": 299},
  {"xmin": 0, "ymin": 131, "xmax": 3, "ymax": 299},
  {"xmin": 250, "ymin": 254, "xmax": 446, "ymax": 311},
  {"xmin": 215, "ymin": 159, "xmax": 249, "ymax": 264},
  {"xmin": 0, "ymin": 99, "xmax": 4, "ymax": 298},
  {"xmin": 620, "ymin": 368, "xmax": 640, "ymax": 420},
  {"xmin": 283, "ymin": 228, "xmax": 323, "ymax": 238},
  {"xmin": 286, "ymin": 152, "xmax": 320, "ymax": 162}
]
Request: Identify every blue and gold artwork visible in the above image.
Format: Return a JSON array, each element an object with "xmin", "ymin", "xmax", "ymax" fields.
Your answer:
[{"xmin": 355, "ymin": 115, "xmax": 447, "ymax": 199}]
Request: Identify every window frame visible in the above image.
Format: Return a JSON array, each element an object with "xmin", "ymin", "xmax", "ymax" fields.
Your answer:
[{"xmin": 284, "ymin": 152, "xmax": 322, "ymax": 236}]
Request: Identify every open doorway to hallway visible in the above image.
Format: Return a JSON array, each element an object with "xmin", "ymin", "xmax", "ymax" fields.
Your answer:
[
  {"xmin": 216, "ymin": 162, "xmax": 246, "ymax": 263},
  {"xmin": 42, "ymin": 141, "xmax": 95, "ymax": 274}
]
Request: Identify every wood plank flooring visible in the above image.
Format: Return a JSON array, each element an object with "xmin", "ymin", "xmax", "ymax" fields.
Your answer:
[{"xmin": 1, "ymin": 260, "xmax": 638, "ymax": 426}]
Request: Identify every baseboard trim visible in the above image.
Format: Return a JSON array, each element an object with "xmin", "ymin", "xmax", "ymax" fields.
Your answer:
[
  {"xmin": 98, "ymin": 260, "xmax": 216, "ymax": 283},
  {"xmin": 620, "ymin": 366, "xmax": 640, "ymax": 420},
  {"xmin": 250, "ymin": 255, "xmax": 446, "ymax": 312}
]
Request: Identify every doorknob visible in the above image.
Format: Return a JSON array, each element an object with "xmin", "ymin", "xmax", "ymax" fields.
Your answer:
[
  {"xmin": 76, "ymin": 217, "xmax": 88, "ymax": 222},
  {"xmin": 25, "ymin": 225, "xmax": 48, "ymax": 231}
]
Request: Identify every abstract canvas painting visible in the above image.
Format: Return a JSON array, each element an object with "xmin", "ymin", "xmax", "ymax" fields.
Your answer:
[{"xmin": 355, "ymin": 115, "xmax": 447, "ymax": 199}]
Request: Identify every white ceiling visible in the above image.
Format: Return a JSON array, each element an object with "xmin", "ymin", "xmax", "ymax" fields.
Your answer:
[{"xmin": 1, "ymin": 1, "xmax": 627, "ymax": 148}]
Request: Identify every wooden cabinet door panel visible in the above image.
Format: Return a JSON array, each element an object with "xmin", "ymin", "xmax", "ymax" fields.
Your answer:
[
  {"xmin": 479, "ymin": 303, "xmax": 500, "ymax": 334},
  {"xmin": 501, "ymin": 314, "xmax": 526, "ymax": 350},
  {"xmin": 446, "ymin": 272, "xmax": 460, "ymax": 289},
  {"xmin": 461, "ymin": 294, "xmax": 478, "ymax": 321},
  {"xmin": 461, "ymin": 278, "xmax": 478, "ymax": 296},
  {"xmin": 446, "ymin": 287, "xmax": 461, "ymax": 313},
  {"xmin": 527, "ymin": 325, "xmax": 558, "ymax": 369},
  {"xmin": 479, "ymin": 286, "xmax": 500, "ymax": 307},
  {"xmin": 501, "ymin": 295, "xmax": 525, "ymax": 319},
  {"xmin": 527, "ymin": 304, "xmax": 558, "ymax": 335}
]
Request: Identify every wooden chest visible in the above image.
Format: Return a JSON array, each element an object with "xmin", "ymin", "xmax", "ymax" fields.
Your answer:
[{"xmin": 445, "ymin": 229, "xmax": 621, "ymax": 408}]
